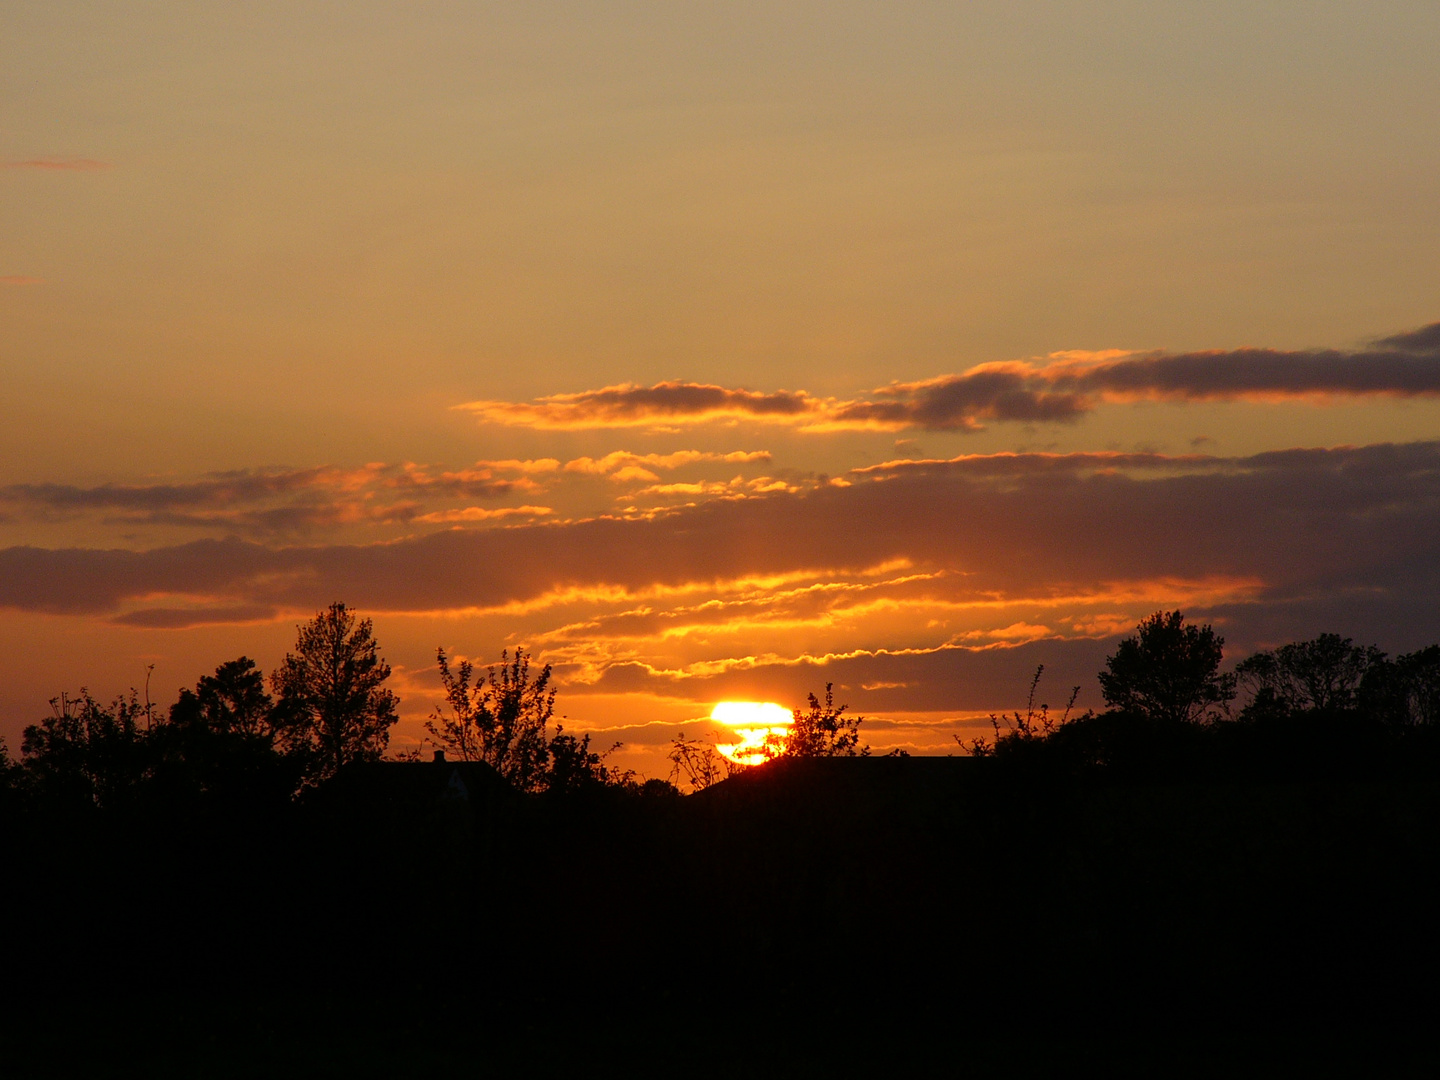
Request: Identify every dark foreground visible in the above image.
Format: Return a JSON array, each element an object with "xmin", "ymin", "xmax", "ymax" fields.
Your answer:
[{"xmin": 6, "ymin": 728, "xmax": 1440, "ymax": 1075}]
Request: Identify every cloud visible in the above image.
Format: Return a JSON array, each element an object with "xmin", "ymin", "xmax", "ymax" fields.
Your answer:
[
  {"xmin": 831, "ymin": 365, "xmax": 1091, "ymax": 430},
  {"xmin": 0, "ymin": 276, "xmax": 43, "ymax": 285},
  {"xmin": 631, "ymin": 479, "xmax": 742, "ymax": 498},
  {"xmin": 471, "ymin": 459, "xmax": 561, "ymax": 473},
  {"xmin": 1044, "ymin": 338, "xmax": 1440, "ymax": 403},
  {"xmin": 0, "ymin": 463, "xmax": 540, "ymax": 536},
  {"xmin": 1, "ymin": 158, "xmax": 111, "ymax": 170},
  {"xmin": 1, "ymin": 466, "xmax": 389, "ymax": 514},
  {"xmin": 852, "ymin": 449, "xmax": 1218, "ymax": 479},
  {"xmin": 457, "ymin": 382, "xmax": 823, "ymax": 429},
  {"xmin": 579, "ymin": 637, "xmax": 1116, "ymax": 714},
  {"xmin": 111, "ymin": 604, "xmax": 278, "ymax": 629},
  {"xmin": 562, "ymin": 450, "xmax": 770, "ymax": 476},
  {"xmin": 401, "ymin": 468, "xmax": 537, "ymax": 499},
  {"xmin": 847, "ymin": 321, "xmax": 1440, "ymax": 429},
  {"xmin": 7, "ymin": 439, "xmax": 1440, "ymax": 719},
  {"xmin": 1376, "ymin": 323, "xmax": 1440, "ymax": 354},
  {"xmin": 415, "ymin": 505, "xmax": 554, "ymax": 523},
  {"xmin": 457, "ymin": 321, "xmax": 1440, "ymax": 433},
  {"xmin": 7, "ymin": 442, "xmax": 1440, "ymax": 665}
]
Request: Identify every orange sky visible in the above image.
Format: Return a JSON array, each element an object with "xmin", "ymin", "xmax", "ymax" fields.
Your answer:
[{"xmin": 4, "ymin": 3, "xmax": 1440, "ymax": 778}]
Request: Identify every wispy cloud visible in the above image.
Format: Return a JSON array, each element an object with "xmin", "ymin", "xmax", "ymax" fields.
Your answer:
[
  {"xmin": 852, "ymin": 449, "xmax": 1220, "ymax": 478},
  {"xmin": 458, "ymin": 321, "xmax": 1440, "ymax": 433},
  {"xmin": 111, "ymin": 604, "xmax": 278, "ymax": 629},
  {"xmin": 2, "ymin": 158, "xmax": 112, "ymax": 170}
]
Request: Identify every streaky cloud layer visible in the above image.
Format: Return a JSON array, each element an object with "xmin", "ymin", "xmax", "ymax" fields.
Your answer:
[{"xmin": 4, "ymin": 442, "xmax": 1438, "ymax": 668}]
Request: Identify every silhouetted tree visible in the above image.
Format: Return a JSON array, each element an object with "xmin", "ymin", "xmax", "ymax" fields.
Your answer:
[
  {"xmin": 171, "ymin": 657, "xmax": 274, "ymax": 739},
  {"xmin": 787, "ymin": 683, "xmax": 869, "ymax": 757},
  {"xmin": 1098, "ymin": 611, "xmax": 1235, "ymax": 723},
  {"xmin": 153, "ymin": 657, "xmax": 289, "ymax": 798},
  {"xmin": 21, "ymin": 690, "xmax": 151, "ymax": 808},
  {"xmin": 546, "ymin": 730, "xmax": 614, "ymax": 794},
  {"xmin": 270, "ymin": 603, "xmax": 399, "ymax": 780},
  {"xmin": 1358, "ymin": 645, "xmax": 1440, "ymax": 726},
  {"xmin": 1236, "ymin": 634, "xmax": 1383, "ymax": 716},
  {"xmin": 0, "ymin": 736, "xmax": 19, "ymax": 801},
  {"xmin": 427, "ymin": 647, "xmax": 552, "ymax": 786},
  {"xmin": 1395, "ymin": 646, "xmax": 1440, "ymax": 725},
  {"xmin": 427, "ymin": 646, "xmax": 613, "ymax": 793}
]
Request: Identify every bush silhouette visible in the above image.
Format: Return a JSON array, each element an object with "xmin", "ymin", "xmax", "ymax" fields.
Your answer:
[
  {"xmin": 958, "ymin": 664, "xmax": 1082, "ymax": 758},
  {"xmin": 667, "ymin": 731, "xmax": 733, "ymax": 791},
  {"xmin": 787, "ymin": 683, "xmax": 869, "ymax": 758}
]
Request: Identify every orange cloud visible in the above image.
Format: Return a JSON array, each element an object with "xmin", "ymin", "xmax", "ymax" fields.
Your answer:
[
  {"xmin": 415, "ymin": 505, "xmax": 554, "ymax": 523},
  {"xmin": 471, "ymin": 459, "xmax": 561, "ymax": 473},
  {"xmin": 563, "ymin": 450, "xmax": 770, "ymax": 475},
  {"xmin": 853, "ymin": 449, "xmax": 1221, "ymax": 479},
  {"xmin": 458, "ymin": 382, "xmax": 825, "ymax": 429},
  {"xmin": 0, "ymin": 276, "xmax": 43, "ymax": 285},
  {"xmin": 631, "ymin": 479, "xmax": 741, "ymax": 498}
]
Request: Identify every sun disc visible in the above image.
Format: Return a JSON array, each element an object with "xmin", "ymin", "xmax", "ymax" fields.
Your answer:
[
  {"xmin": 711, "ymin": 701, "xmax": 792, "ymax": 728},
  {"xmin": 711, "ymin": 701, "xmax": 792, "ymax": 765}
]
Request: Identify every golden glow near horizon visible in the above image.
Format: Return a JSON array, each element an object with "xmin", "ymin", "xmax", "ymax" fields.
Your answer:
[{"xmin": 711, "ymin": 701, "xmax": 793, "ymax": 767}]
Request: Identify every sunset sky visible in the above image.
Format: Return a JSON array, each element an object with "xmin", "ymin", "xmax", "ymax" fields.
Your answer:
[{"xmin": 5, "ymin": 2, "xmax": 1440, "ymax": 776}]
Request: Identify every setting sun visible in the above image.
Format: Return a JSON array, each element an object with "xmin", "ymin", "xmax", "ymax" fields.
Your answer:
[{"xmin": 711, "ymin": 701, "xmax": 792, "ymax": 766}]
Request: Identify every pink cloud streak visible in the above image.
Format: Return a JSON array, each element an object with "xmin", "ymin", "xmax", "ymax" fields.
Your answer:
[{"xmin": 2, "ymin": 158, "xmax": 112, "ymax": 170}]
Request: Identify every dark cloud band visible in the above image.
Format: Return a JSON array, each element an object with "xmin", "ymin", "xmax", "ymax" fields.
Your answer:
[{"xmin": 457, "ymin": 321, "xmax": 1440, "ymax": 432}]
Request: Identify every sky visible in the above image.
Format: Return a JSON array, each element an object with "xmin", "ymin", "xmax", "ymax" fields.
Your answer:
[{"xmin": 4, "ymin": 1, "xmax": 1440, "ymax": 777}]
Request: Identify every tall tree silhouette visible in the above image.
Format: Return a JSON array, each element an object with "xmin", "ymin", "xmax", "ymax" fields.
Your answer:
[
  {"xmin": 271, "ymin": 604, "xmax": 399, "ymax": 779},
  {"xmin": 1099, "ymin": 611, "xmax": 1235, "ymax": 723}
]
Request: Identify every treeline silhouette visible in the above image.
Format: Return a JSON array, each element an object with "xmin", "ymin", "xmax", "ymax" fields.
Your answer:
[
  {"xmin": 964, "ymin": 611, "xmax": 1440, "ymax": 779},
  {"xmin": 4, "ymin": 607, "xmax": 1440, "ymax": 1071}
]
